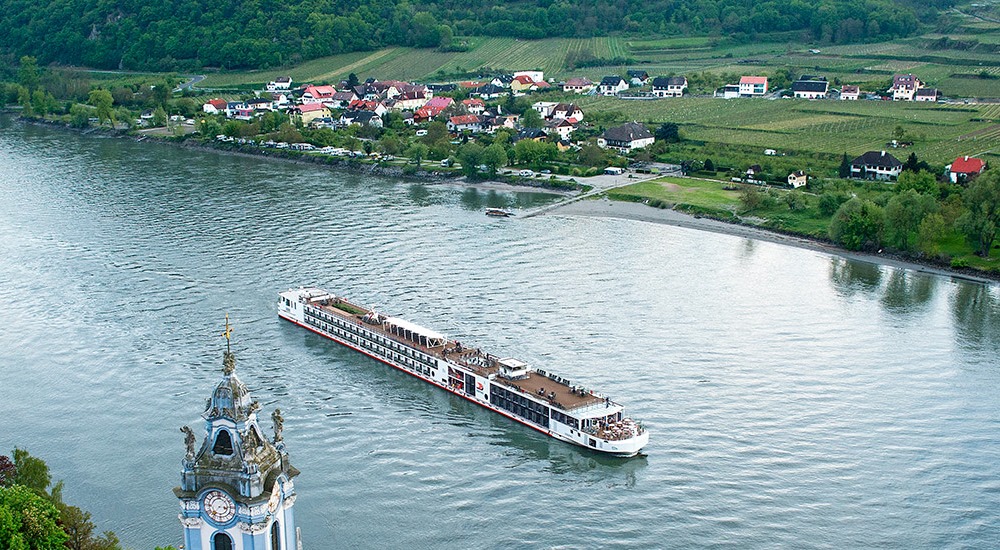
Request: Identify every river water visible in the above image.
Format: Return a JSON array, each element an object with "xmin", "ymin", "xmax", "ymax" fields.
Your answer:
[{"xmin": 1, "ymin": 117, "xmax": 998, "ymax": 548}]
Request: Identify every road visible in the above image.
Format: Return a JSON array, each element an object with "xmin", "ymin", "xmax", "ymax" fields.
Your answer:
[
  {"xmin": 521, "ymin": 162, "xmax": 681, "ymax": 218},
  {"xmin": 174, "ymin": 75, "xmax": 206, "ymax": 93}
]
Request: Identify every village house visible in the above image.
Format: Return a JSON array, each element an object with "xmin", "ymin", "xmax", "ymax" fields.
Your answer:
[
  {"xmin": 247, "ymin": 97, "xmax": 274, "ymax": 112},
  {"xmin": 563, "ymin": 77, "xmax": 594, "ymax": 94},
  {"xmin": 915, "ymin": 88, "xmax": 940, "ymax": 102},
  {"xmin": 739, "ymin": 76, "xmax": 769, "ymax": 97},
  {"xmin": 515, "ymin": 128, "xmax": 548, "ymax": 142},
  {"xmin": 473, "ymin": 84, "xmax": 505, "ymax": 100},
  {"xmin": 651, "ymin": 76, "xmax": 687, "ymax": 97},
  {"xmin": 510, "ymin": 75, "xmax": 538, "ymax": 93},
  {"xmin": 448, "ymin": 114, "xmax": 483, "ymax": 133},
  {"xmin": 532, "ymin": 101, "xmax": 558, "ymax": 118},
  {"xmin": 340, "ymin": 110, "xmax": 383, "ymax": 127},
  {"xmin": 551, "ymin": 103, "xmax": 583, "ymax": 122},
  {"xmin": 840, "ymin": 85, "xmax": 860, "ymax": 100},
  {"xmin": 598, "ymin": 76, "xmax": 629, "ymax": 96},
  {"xmin": 597, "ymin": 122, "xmax": 654, "ymax": 153},
  {"xmin": 347, "ymin": 99, "xmax": 389, "ymax": 117},
  {"xmin": 202, "ymin": 98, "xmax": 228, "ymax": 114},
  {"xmin": 948, "ymin": 156, "xmax": 986, "ymax": 183},
  {"xmin": 485, "ymin": 113, "xmax": 519, "ymax": 133},
  {"xmin": 489, "ymin": 74, "xmax": 514, "ymax": 88},
  {"xmin": 890, "ymin": 74, "xmax": 922, "ymax": 101},
  {"xmin": 328, "ymin": 91, "xmax": 358, "ymax": 109},
  {"xmin": 462, "ymin": 98, "xmax": 485, "ymax": 115},
  {"xmin": 627, "ymin": 69, "xmax": 649, "ymax": 86},
  {"xmin": 791, "ymin": 75, "xmax": 828, "ymax": 99},
  {"xmin": 414, "ymin": 96, "xmax": 454, "ymax": 122},
  {"xmin": 266, "ymin": 76, "xmax": 292, "ymax": 92},
  {"xmin": 545, "ymin": 118, "xmax": 576, "ymax": 140},
  {"xmin": 301, "ymin": 85, "xmax": 337, "ymax": 104},
  {"xmin": 514, "ymin": 70, "xmax": 544, "ymax": 84},
  {"xmin": 391, "ymin": 90, "xmax": 429, "ymax": 111},
  {"xmin": 788, "ymin": 170, "xmax": 808, "ymax": 188},
  {"xmin": 716, "ymin": 84, "xmax": 741, "ymax": 99},
  {"xmin": 295, "ymin": 102, "xmax": 331, "ymax": 125},
  {"xmin": 851, "ymin": 150, "xmax": 903, "ymax": 180}
]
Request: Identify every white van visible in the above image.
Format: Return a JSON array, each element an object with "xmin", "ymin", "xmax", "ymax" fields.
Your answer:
[{"xmin": 519, "ymin": 169, "xmax": 534, "ymax": 177}]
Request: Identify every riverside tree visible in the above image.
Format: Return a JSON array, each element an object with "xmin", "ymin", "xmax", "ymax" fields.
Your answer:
[
  {"xmin": 87, "ymin": 89, "xmax": 115, "ymax": 127},
  {"xmin": 884, "ymin": 189, "xmax": 937, "ymax": 252},
  {"xmin": 829, "ymin": 197, "xmax": 884, "ymax": 250},
  {"xmin": 956, "ymin": 170, "xmax": 1000, "ymax": 257}
]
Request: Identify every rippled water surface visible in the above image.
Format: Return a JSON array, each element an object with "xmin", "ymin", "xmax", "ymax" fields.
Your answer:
[{"xmin": 1, "ymin": 118, "xmax": 999, "ymax": 548}]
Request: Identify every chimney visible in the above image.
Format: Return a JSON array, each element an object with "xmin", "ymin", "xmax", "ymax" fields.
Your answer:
[
  {"xmin": 881, "ymin": 151, "xmax": 886, "ymax": 156},
  {"xmin": 964, "ymin": 156, "xmax": 969, "ymax": 161}
]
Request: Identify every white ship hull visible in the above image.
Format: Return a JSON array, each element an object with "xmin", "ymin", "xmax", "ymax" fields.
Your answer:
[{"xmin": 279, "ymin": 288, "xmax": 648, "ymax": 457}]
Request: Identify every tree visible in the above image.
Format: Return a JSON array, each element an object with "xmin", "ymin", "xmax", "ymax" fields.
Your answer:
[
  {"xmin": 829, "ymin": 197, "xmax": 885, "ymax": 250},
  {"xmin": 704, "ymin": 158, "xmax": 715, "ymax": 172},
  {"xmin": 405, "ymin": 143, "xmax": 429, "ymax": 166},
  {"xmin": 12, "ymin": 448, "xmax": 50, "ymax": 495},
  {"xmin": 839, "ymin": 152, "xmax": 851, "ymax": 178},
  {"xmin": 577, "ymin": 144, "xmax": 606, "ymax": 167},
  {"xmin": 655, "ymin": 122, "xmax": 680, "ymax": 142},
  {"xmin": 17, "ymin": 56, "xmax": 39, "ymax": 93},
  {"xmin": 88, "ymin": 89, "xmax": 115, "ymax": 127},
  {"xmin": 884, "ymin": 189, "xmax": 937, "ymax": 251},
  {"xmin": 514, "ymin": 139, "xmax": 556, "ymax": 166},
  {"xmin": 59, "ymin": 503, "xmax": 121, "ymax": 550},
  {"xmin": 519, "ymin": 108, "xmax": 543, "ymax": 129},
  {"xmin": 785, "ymin": 190, "xmax": 807, "ymax": 211},
  {"xmin": 917, "ymin": 213, "xmax": 946, "ymax": 256},
  {"xmin": 456, "ymin": 143, "xmax": 484, "ymax": 177},
  {"xmin": 480, "ymin": 142, "xmax": 508, "ymax": 175},
  {"xmin": 347, "ymin": 73, "xmax": 359, "ymax": 89},
  {"xmin": 152, "ymin": 106, "xmax": 167, "ymax": 127},
  {"xmin": 956, "ymin": 170, "xmax": 1000, "ymax": 257},
  {"xmin": 69, "ymin": 104, "xmax": 91, "ymax": 128},
  {"xmin": 0, "ymin": 455, "xmax": 14, "ymax": 486},
  {"xmin": 0, "ymin": 485, "xmax": 68, "ymax": 549},
  {"xmin": 421, "ymin": 121, "xmax": 449, "ymax": 146}
]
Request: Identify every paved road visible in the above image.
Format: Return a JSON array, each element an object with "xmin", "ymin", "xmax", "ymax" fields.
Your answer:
[
  {"xmin": 174, "ymin": 75, "xmax": 206, "ymax": 93},
  {"xmin": 521, "ymin": 163, "xmax": 681, "ymax": 218}
]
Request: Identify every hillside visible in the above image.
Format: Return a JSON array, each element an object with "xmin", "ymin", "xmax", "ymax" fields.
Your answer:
[{"xmin": 0, "ymin": 0, "xmax": 948, "ymax": 71}]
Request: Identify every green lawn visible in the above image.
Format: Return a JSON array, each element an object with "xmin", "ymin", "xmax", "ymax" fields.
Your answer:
[{"xmin": 607, "ymin": 177, "xmax": 741, "ymax": 211}]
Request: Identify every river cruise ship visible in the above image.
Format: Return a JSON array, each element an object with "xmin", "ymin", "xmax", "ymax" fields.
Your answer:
[{"xmin": 278, "ymin": 287, "xmax": 649, "ymax": 456}]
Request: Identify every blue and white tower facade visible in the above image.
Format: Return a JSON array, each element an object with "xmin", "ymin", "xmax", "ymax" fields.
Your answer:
[{"xmin": 175, "ymin": 339, "xmax": 300, "ymax": 550}]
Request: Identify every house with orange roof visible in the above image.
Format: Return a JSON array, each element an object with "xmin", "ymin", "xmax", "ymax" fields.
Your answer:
[
  {"xmin": 948, "ymin": 156, "xmax": 986, "ymax": 183},
  {"xmin": 301, "ymin": 85, "xmax": 337, "ymax": 104},
  {"xmin": 739, "ymin": 76, "xmax": 768, "ymax": 97}
]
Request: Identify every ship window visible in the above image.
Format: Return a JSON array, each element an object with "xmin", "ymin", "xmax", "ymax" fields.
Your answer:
[
  {"xmin": 213, "ymin": 532, "xmax": 234, "ymax": 550},
  {"xmin": 213, "ymin": 430, "xmax": 234, "ymax": 455}
]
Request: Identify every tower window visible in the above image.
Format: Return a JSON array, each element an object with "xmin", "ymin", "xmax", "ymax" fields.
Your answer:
[
  {"xmin": 213, "ymin": 532, "xmax": 234, "ymax": 550},
  {"xmin": 213, "ymin": 430, "xmax": 234, "ymax": 455},
  {"xmin": 271, "ymin": 521, "xmax": 281, "ymax": 549}
]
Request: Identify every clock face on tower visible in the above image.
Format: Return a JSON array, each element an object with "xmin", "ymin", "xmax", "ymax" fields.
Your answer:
[{"xmin": 203, "ymin": 490, "xmax": 236, "ymax": 524}]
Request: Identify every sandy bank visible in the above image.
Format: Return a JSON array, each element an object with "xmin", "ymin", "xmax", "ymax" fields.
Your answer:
[{"xmin": 548, "ymin": 198, "xmax": 998, "ymax": 286}]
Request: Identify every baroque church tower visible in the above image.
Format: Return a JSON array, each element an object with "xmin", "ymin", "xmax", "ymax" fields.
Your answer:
[{"xmin": 175, "ymin": 322, "xmax": 300, "ymax": 550}]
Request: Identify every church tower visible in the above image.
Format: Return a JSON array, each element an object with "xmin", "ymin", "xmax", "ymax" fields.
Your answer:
[{"xmin": 175, "ymin": 321, "xmax": 300, "ymax": 550}]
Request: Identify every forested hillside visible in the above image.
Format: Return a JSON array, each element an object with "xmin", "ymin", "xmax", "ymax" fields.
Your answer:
[{"xmin": 0, "ymin": 0, "xmax": 952, "ymax": 71}]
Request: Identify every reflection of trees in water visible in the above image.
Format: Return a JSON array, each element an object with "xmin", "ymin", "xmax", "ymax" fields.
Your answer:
[
  {"xmin": 408, "ymin": 184, "xmax": 433, "ymax": 206},
  {"xmin": 830, "ymin": 257, "xmax": 883, "ymax": 297},
  {"xmin": 459, "ymin": 187, "xmax": 559, "ymax": 211},
  {"xmin": 830, "ymin": 257, "xmax": 937, "ymax": 312},
  {"xmin": 739, "ymin": 238, "xmax": 756, "ymax": 259},
  {"xmin": 951, "ymin": 284, "xmax": 1000, "ymax": 353},
  {"xmin": 880, "ymin": 269, "xmax": 935, "ymax": 313},
  {"xmin": 460, "ymin": 188, "xmax": 483, "ymax": 210}
]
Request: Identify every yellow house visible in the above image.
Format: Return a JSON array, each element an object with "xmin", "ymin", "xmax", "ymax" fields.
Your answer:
[{"xmin": 297, "ymin": 103, "xmax": 331, "ymax": 125}]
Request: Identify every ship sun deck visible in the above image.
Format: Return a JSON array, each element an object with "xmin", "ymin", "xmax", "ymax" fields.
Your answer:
[{"xmin": 308, "ymin": 296, "xmax": 604, "ymax": 412}]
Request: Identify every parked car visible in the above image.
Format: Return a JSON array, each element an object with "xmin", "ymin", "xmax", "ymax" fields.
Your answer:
[{"xmin": 519, "ymin": 169, "xmax": 534, "ymax": 177}]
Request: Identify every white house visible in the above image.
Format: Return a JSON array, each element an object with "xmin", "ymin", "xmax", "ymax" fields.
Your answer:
[
  {"xmin": 514, "ymin": 71, "xmax": 544, "ymax": 84},
  {"xmin": 840, "ymin": 85, "xmax": 860, "ymax": 100},
  {"xmin": 266, "ymin": 76, "xmax": 292, "ymax": 92},
  {"xmin": 563, "ymin": 77, "xmax": 594, "ymax": 94},
  {"xmin": 597, "ymin": 122, "xmax": 655, "ymax": 153},
  {"xmin": 598, "ymin": 76, "xmax": 628, "ymax": 96},
  {"xmin": 739, "ymin": 76, "xmax": 768, "ymax": 97},
  {"xmin": 891, "ymin": 74, "xmax": 922, "ymax": 101},
  {"xmin": 651, "ymin": 76, "xmax": 687, "ymax": 97},
  {"xmin": 850, "ymin": 151, "xmax": 903, "ymax": 180}
]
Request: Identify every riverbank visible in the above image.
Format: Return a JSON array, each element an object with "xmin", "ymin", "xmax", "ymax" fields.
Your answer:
[
  {"xmin": 550, "ymin": 197, "xmax": 999, "ymax": 285},
  {"xmin": 14, "ymin": 116, "xmax": 582, "ymax": 194}
]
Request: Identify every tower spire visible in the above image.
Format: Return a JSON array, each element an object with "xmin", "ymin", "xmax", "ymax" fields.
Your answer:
[{"xmin": 222, "ymin": 314, "xmax": 235, "ymax": 375}]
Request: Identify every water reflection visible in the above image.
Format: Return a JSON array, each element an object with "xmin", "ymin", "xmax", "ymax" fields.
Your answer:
[
  {"xmin": 880, "ymin": 270, "xmax": 935, "ymax": 313},
  {"xmin": 407, "ymin": 184, "xmax": 434, "ymax": 207},
  {"xmin": 829, "ymin": 257, "xmax": 883, "ymax": 296},
  {"xmin": 951, "ymin": 284, "xmax": 1000, "ymax": 353},
  {"xmin": 458, "ymin": 187, "xmax": 559, "ymax": 212}
]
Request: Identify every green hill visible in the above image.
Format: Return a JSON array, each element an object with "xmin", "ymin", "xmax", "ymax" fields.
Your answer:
[{"xmin": 0, "ymin": 0, "xmax": 948, "ymax": 71}]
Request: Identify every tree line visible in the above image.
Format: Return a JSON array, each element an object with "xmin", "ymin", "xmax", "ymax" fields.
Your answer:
[{"xmin": 0, "ymin": 0, "xmax": 950, "ymax": 71}]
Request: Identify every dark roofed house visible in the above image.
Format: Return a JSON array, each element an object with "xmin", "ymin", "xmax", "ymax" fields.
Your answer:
[
  {"xmin": 850, "ymin": 150, "xmax": 903, "ymax": 180},
  {"xmin": 473, "ymin": 84, "xmax": 505, "ymax": 100},
  {"xmin": 515, "ymin": 128, "xmax": 548, "ymax": 142},
  {"xmin": 597, "ymin": 122, "xmax": 655, "ymax": 152},
  {"xmin": 791, "ymin": 76, "xmax": 829, "ymax": 99},
  {"xmin": 840, "ymin": 85, "xmax": 860, "ymax": 100},
  {"xmin": 652, "ymin": 76, "xmax": 687, "ymax": 97},
  {"xmin": 598, "ymin": 76, "xmax": 629, "ymax": 96},
  {"xmin": 339, "ymin": 110, "xmax": 383, "ymax": 127},
  {"xmin": 915, "ymin": 88, "xmax": 940, "ymax": 102},
  {"xmin": 627, "ymin": 70, "xmax": 649, "ymax": 86}
]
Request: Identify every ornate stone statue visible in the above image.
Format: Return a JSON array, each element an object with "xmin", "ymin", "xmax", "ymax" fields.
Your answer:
[
  {"xmin": 223, "ymin": 352, "xmax": 236, "ymax": 375},
  {"xmin": 272, "ymin": 409, "xmax": 284, "ymax": 443},
  {"xmin": 180, "ymin": 426, "xmax": 196, "ymax": 460}
]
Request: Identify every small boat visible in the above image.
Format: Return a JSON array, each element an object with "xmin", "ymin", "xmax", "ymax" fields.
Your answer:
[{"xmin": 485, "ymin": 208, "xmax": 513, "ymax": 217}]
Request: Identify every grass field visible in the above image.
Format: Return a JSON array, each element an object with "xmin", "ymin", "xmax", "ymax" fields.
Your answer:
[{"xmin": 608, "ymin": 177, "xmax": 741, "ymax": 211}]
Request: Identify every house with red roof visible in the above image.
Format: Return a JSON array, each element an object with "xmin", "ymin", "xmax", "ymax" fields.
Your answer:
[
  {"xmin": 301, "ymin": 85, "xmax": 337, "ymax": 104},
  {"xmin": 462, "ymin": 98, "xmax": 485, "ymax": 115},
  {"xmin": 739, "ymin": 76, "xmax": 768, "ymax": 97},
  {"xmin": 202, "ymin": 98, "xmax": 228, "ymax": 114},
  {"xmin": 294, "ymin": 102, "xmax": 331, "ymax": 125},
  {"xmin": 948, "ymin": 156, "xmax": 986, "ymax": 183},
  {"xmin": 447, "ymin": 114, "xmax": 483, "ymax": 133}
]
